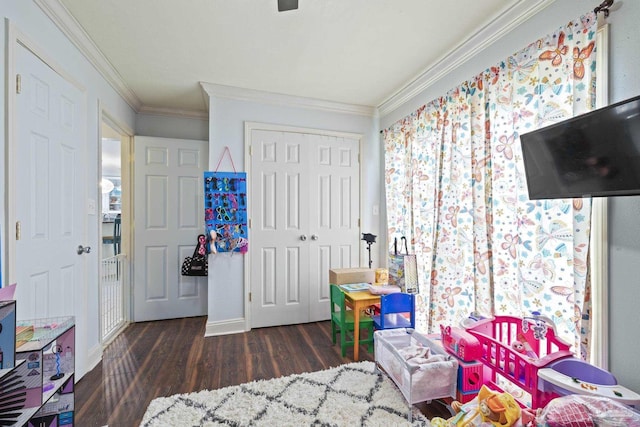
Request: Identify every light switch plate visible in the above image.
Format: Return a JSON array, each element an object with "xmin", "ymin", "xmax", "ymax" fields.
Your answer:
[{"xmin": 88, "ymin": 198, "xmax": 96, "ymax": 215}]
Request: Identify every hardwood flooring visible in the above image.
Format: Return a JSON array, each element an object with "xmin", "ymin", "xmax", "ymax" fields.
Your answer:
[{"xmin": 75, "ymin": 317, "xmax": 450, "ymax": 426}]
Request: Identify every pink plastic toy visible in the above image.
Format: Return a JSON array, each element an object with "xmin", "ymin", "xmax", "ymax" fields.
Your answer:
[{"xmin": 463, "ymin": 314, "xmax": 573, "ymax": 409}]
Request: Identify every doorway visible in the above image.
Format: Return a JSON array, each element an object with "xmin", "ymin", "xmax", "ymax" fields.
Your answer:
[
  {"xmin": 99, "ymin": 115, "xmax": 130, "ymax": 344},
  {"xmin": 132, "ymin": 136, "xmax": 209, "ymax": 322}
]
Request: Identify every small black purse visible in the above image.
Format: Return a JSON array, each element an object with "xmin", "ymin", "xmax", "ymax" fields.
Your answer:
[{"xmin": 181, "ymin": 234, "xmax": 208, "ymax": 276}]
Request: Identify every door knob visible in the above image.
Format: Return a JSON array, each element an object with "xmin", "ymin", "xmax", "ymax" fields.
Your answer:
[
  {"xmin": 311, "ymin": 234, "xmax": 319, "ymax": 240},
  {"xmin": 77, "ymin": 245, "xmax": 91, "ymax": 255},
  {"xmin": 300, "ymin": 235, "xmax": 307, "ymax": 241}
]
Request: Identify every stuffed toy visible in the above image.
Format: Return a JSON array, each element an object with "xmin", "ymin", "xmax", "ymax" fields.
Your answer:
[
  {"xmin": 511, "ymin": 340, "xmax": 525, "ymax": 354},
  {"xmin": 431, "ymin": 385, "xmax": 522, "ymax": 427}
]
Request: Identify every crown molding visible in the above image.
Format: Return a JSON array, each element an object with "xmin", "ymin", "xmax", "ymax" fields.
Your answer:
[
  {"xmin": 200, "ymin": 82, "xmax": 377, "ymax": 117},
  {"xmin": 34, "ymin": 0, "xmax": 143, "ymax": 111},
  {"xmin": 36, "ymin": 0, "xmax": 552, "ymax": 121},
  {"xmin": 138, "ymin": 105, "xmax": 209, "ymax": 120},
  {"xmin": 377, "ymin": 0, "xmax": 556, "ymax": 117}
]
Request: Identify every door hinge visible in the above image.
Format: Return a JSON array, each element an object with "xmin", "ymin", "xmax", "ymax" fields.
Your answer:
[
  {"xmin": 249, "ymin": 145, "xmax": 252, "ymax": 156},
  {"xmin": 16, "ymin": 74, "xmax": 21, "ymax": 94},
  {"xmin": 15, "ymin": 221, "xmax": 21, "ymax": 240},
  {"xmin": 248, "ymin": 218, "xmax": 251, "ymax": 228},
  {"xmin": 249, "ymin": 292, "xmax": 252, "ymax": 302},
  {"xmin": 358, "ymin": 218, "xmax": 360, "ymax": 227}
]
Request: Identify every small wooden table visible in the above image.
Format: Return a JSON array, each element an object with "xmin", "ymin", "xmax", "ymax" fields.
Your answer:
[{"xmin": 342, "ymin": 289, "xmax": 380, "ymax": 361}]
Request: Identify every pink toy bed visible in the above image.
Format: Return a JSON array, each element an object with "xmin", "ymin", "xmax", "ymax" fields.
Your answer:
[{"xmin": 464, "ymin": 314, "xmax": 573, "ymax": 409}]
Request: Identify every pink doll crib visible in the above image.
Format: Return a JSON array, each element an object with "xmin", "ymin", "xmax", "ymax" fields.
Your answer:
[{"xmin": 464, "ymin": 314, "xmax": 573, "ymax": 409}]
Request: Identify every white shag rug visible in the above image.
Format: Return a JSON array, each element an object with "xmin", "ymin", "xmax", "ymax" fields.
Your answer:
[{"xmin": 140, "ymin": 361, "xmax": 431, "ymax": 426}]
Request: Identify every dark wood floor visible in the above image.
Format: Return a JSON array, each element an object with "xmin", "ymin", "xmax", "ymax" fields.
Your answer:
[{"xmin": 75, "ymin": 317, "xmax": 450, "ymax": 426}]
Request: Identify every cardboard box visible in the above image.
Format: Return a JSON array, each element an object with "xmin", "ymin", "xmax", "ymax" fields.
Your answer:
[{"xmin": 329, "ymin": 268, "xmax": 375, "ymax": 285}]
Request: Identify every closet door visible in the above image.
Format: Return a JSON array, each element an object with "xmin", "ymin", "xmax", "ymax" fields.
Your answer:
[
  {"xmin": 307, "ymin": 134, "xmax": 360, "ymax": 321},
  {"xmin": 249, "ymin": 126, "xmax": 361, "ymax": 328}
]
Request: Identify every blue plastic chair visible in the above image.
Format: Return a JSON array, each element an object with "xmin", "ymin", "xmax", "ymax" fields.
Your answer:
[{"xmin": 372, "ymin": 292, "xmax": 415, "ymax": 330}]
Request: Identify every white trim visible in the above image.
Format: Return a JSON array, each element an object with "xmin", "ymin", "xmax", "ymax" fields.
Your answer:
[
  {"xmin": 138, "ymin": 105, "xmax": 209, "ymax": 120},
  {"xmin": 204, "ymin": 318, "xmax": 247, "ymax": 337},
  {"xmin": 589, "ymin": 24, "xmax": 609, "ymax": 369},
  {"xmin": 590, "ymin": 198, "xmax": 608, "ymax": 368},
  {"xmin": 86, "ymin": 342, "xmax": 103, "ymax": 373},
  {"xmin": 377, "ymin": 0, "xmax": 556, "ymax": 116},
  {"xmin": 33, "ymin": 0, "xmax": 142, "ymax": 112},
  {"xmin": 201, "ymin": 82, "xmax": 376, "ymax": 117},
  {"xmin": 98, "ymin": 104, "xmax": 134, "ymax": 341}
]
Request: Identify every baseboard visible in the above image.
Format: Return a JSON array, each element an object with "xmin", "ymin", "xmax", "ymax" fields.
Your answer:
[
  {"xmin": 204, "ymin": 317, "xmax": 246, "ymax": 337},
  {"xmin": 86, "ymin": 342, "xmax": 102, "ymax": 375}
]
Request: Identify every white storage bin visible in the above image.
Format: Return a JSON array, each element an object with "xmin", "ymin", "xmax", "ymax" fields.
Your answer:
[{"xmin": 374, "ymin": 328, "xmax": 458, "ymax": 406}]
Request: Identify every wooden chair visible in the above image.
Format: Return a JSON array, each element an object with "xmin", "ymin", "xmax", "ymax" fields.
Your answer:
[
  {"xmin": 113, "ymin": 215, "xmax": 121, "ymax": 254},
  {"xmin": 372, "ymin": 292, "xmax": 415, "ymax": 330},
  {"xmin": 102, "ymin": 214, "xmax": 122, "ymax": 256},
  {"xmin": 330, "ymin": 285, "xmax": 374, "ymax": 357}
]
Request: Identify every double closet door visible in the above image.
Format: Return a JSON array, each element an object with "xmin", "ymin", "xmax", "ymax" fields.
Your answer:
[{"xmin": 249, "ymin": 125, "xmax": 361, "ymax": 328}]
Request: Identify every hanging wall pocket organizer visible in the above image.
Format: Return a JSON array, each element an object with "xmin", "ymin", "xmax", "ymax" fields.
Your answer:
[
  {"xmin": 388, "ymin": 236, "xmax": 419, "ymax": 293},
  {"xmin": 204, "ymin": 147, "xmax": 248, "ymax": 254},
  {"xmin": 181, "ymin": 234, "xmax": 208, "ymax": 276}
]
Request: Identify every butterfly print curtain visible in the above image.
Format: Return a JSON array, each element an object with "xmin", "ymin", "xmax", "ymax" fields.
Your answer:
[{"xmin": 383, "ymin": 12, "xmax": 598, "ymax": 357}]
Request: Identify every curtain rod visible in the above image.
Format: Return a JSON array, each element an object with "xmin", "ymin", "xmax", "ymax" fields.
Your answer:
[{"xmin": 594, "ymin": 0, "xmax": 614, "ymax": 17}]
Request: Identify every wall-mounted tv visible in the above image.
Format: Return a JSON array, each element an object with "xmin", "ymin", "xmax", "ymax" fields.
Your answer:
[{"xmin": 520, "ymin": 94, "xmax": 640, "ymax": 199}]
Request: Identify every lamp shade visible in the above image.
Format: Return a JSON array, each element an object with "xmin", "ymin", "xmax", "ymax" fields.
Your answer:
[{"xmin": 101, "ymin": 178, "xmax": 115, "ymax": 194}]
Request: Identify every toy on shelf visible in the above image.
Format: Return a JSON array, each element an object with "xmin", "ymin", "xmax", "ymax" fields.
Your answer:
[{"xmin": 49, "ymin": 344, "xmax": 64, "ymax": 380}]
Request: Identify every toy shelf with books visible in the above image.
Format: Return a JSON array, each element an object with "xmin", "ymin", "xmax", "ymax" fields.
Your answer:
[{"xmin": 12, "ymin": 315, "xmax": 75, "ymax": 426}]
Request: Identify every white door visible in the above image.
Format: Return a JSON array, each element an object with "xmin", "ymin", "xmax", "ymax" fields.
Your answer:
[
  {"xmin": 249, "ymin": 126, "xmax": 361, "ymax": 328},
  {"xmin": 133, "ymin": 136, "xmax": 208, "ymax": 321},
  {"xmin": 307, "ymin": 134, "xmax": 361, "ymax": 321},
  {"xmin": 12, "ymin": 43, "xmax": 87, "ymax": 370}
]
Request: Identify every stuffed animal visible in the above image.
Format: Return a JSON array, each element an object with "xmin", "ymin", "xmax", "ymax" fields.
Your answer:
[
  {"xmin": 511, "ymin": 340, "xmax": 526, "ymax": 354},
  {"xmin": 430, "ymin": 385, "xmax": 522, "ymax": 427}
]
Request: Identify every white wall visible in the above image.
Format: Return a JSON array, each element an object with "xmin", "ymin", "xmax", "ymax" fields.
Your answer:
[
  {"xmin": 380, "ymin": 0, "xmax": 640, "ymax": 392},
  {"xmin": 1, "ymin": 0, "xmax": 136, "ymax": 378},
  {"xmin": 136, "ymin": 112, "xmax": 208, "ymax": 141},
  {"xmin": 205, "ymin": 94, "xmax": 380, "ymax": 332}
]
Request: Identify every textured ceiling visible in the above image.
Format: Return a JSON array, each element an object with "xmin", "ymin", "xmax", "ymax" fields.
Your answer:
[{"xmin": 58, "ymin": 0, "xmax": 541, "ymax": 116}]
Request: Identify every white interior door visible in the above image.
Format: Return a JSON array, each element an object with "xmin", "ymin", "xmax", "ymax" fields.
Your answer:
[
  {"xmin": 133, "ymin": 136, "xmax": 208, "ymax": 321},
  {"xmin": 249, "ymin": 130, "xmax": 311, "ymax": 327},
  {"xmin": 307, "ymin": 134, "xmax": 361, "ymax": 321},
  {"xmin": 249, "ymin": 126, "xmax": 361, "ymax": 328},
  {"xmin": 12, "ymin": 42, "xmax": 87, "ymax": 372}
]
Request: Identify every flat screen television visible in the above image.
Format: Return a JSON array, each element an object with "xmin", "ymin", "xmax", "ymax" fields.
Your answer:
[{"xmin": 520, "ymin": 94, "xmax": 640, "ymax": 199}]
